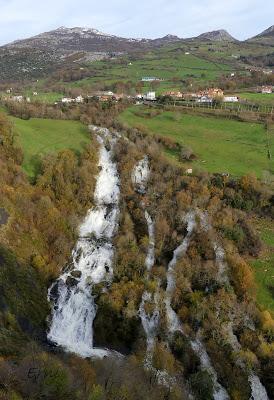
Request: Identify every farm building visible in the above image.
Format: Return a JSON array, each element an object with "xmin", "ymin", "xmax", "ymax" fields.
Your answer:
[
  {"xmin": 261, "ymin": 86, "xmax": 273, "ymax": 94},
  {"xmin": 197, "ymin": 95, "xmax": 213, "ymax": 103},
  {"xmin": 141, "ymin": 77, "xmax": 161, "ymax": 82},
  {"xmin": 163, "ymin": 91, "xmax": 184, "ymax": 98},
  {"xmin": 224, "ymin": 96, "xmax": 239, "ymax": 103},
  {"xmin": 143, "ymin": 92, "xmax": 156, "ymax": 101}
]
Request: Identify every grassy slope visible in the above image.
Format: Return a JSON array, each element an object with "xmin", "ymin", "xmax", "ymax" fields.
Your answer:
[
  {"xmin": 69, "ymin": 51, "xmax": 234, "ymax": 94},
  {"xmin": 62, "ymin": 39, "xmax": 274, "ymax": 94},
  {"xmin": 120, "ymin": 107, "xmax": 274, "ymax": 177},
  {"xmin": 11, "ymin": 117, "xmax": 91, "ymax": 178},
  {"xmin": 251, "ymin": 218, "xmax": 274, "ymax": 312}
]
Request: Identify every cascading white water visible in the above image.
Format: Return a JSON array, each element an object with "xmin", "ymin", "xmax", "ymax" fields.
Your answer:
[
  {"xmin": 144, "ymin": 211, "xmax": 155, "ymax": 272},
  {"xmin": 224, "ymin": 323, "xmax": 269, "ymax": 400},
  {"xmin": 132, "ymin": 160, "xmax": 231, "ymax": 394},
  {"xmin": 163, "ymin": 211, "xmax": 230, "ymax": 399},
  {"xmin": 139, "ymin": 291, "xmax": 160, "ymax": 368},
  {"xmin": 190, "ymin": 338, "xmax": 230, "ymax": 400},
  {"xmin": 132, "ymin": 155, "xmax": 150, "ymax": 194},
  {"xmin": 165, "ymin": 212, "xmax": 196, "ymax": 335},
  {"xmin": 198, "ymin": 213, "xmax": 269, "ymax": 399},
  {"xmin": 249, "ymin": 374, "xmax": 269, "ymax": 400},
  {"xmin": 132, "ymin": 157, "xmax": 174, "ymax": 385},
  {"xmin": 47, "ymin": 127, "xmax": 120, "ymax": 358}
]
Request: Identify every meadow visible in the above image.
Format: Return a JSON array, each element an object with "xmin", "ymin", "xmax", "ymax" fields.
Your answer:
[
  {"xmin": 11, "ymin": 117, "xmax": 91, "ymax": 178},
  {"xmin": 120, "ymin": 106, "xmax": 274, "ymax": 177},
  {"xmin": 237, "ymin": 92, "xmax": 274, "ymax": 106}
]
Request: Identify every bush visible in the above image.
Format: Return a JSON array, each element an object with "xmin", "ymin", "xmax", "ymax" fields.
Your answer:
[{"xmin": 189, "ymin": 370, "xmax": 214, "ymax": 400}]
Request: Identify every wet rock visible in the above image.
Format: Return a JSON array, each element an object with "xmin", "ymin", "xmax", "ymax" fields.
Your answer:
[
  {"xmin": 105, "ymin": 141, "xmax": 111, "ymax": 152},
  {"xmin": 49, "ymin": 282, "xmax": 59, "ymax": 302},
  {"xmin": 66, "ymin": 276, "xmax": 78, "ymax": 287},
  {"xmin": 71, "ymin": 270, "xmax": 82, "ymax": 279}
]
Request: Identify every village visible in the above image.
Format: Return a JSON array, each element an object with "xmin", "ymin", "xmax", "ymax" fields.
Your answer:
[{"xmin": 1, "ymin": 83, "xmax": 274, "ymax": 106}]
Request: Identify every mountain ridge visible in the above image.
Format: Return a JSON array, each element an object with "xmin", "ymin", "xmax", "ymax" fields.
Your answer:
[{"xmin": 196, "ymin": 29, "xmax": 237, "ymax": 42}]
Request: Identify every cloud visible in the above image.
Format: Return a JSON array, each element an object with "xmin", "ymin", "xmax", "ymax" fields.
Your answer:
[{"xmin": 0, "ymin": 0, "xmax": 273, "ymax": 44}]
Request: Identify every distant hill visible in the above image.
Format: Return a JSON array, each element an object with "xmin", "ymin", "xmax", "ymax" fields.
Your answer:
[
  {"xmin": 1, "ymin": 25, "xmax": 274, "ymax": 82},
  {"xmin": 196, "ymin": 29, "xmax": 236, "ymax": 42},
  {"xmin": 249, "ymin": 25, "xmax": 274, "ymax": 44},
  {"xmin": 0, "ymin": 26, "xmax": 182, "ymax": 81},
  {"xmin": 253, "ymin": 25, "xmax": 274, "ymax": 38}
]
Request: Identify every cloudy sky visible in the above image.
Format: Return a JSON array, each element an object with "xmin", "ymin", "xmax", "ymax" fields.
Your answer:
[{"xmin": 0, "ymin": 0, "xmax": 273, "ymax": 45}]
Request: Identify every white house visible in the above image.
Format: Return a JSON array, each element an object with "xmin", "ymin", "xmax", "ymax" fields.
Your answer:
[
  {"xmin": 75, "ymin": 95, "xmax": 84, "ymax": 103},
  {"xmin": 62, "ymin": 97, "xmax": 74, "ymax": 104},
  {"xmin": 141, "ymin": 77, "xmax": 160, "ymax": 82},
  {"xmin": 11, "ymin": 96, "xmax": 24, "ymax": 102},
  {"xmin": 197, "ymin": 96, "xmax": 213, "ymax": 103},
  {"xmin": 143, "ymin": 91, "xmax": 156, "ymax": 101},
  {"xmin": 224, "ymin": 96, "xmax": 239, "ymax": 103},
  {"xmin": 261, "ymin": 86, "xmax": 273, "ymax": 94}
]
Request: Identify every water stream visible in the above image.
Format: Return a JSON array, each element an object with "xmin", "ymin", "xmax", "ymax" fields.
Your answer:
[{"xmin": 47, "ymin": 127, "xmax": 120, "ymax": 358}]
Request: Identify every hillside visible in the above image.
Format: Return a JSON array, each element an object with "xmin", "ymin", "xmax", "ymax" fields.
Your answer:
[
  {"xmin": 1, "ymin": 24, "xmax": 274, "ymax": 82},
  {"xmin": 196, "ymin": 29, "xmax": 236, "ymax": 42},
  {"xmin": 249, "ymin": 25, "xmax": 274, "ymax": 44},
  {"xmin": 0, "ymin": 108, "xmax": 273, "ymax": 399},
  {"xmin": 0, "ymin": 26, "xmax": 182, "ymax": 81}
]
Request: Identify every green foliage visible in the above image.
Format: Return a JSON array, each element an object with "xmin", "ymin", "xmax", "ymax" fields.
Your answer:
[
  {"xmin": 0, "ymin": 246, "xmax": 49, "ymax": 355},
  {"xmin": 189, "ymin": 370, "xmax": 214, "ymax": 400},
  {"xmin": 222, "ymin": 225, "xmax": 245, "ymax": 244},
  {"xmin": 88, "ymin": 385, "xmax": 104, "ymax": 400}
]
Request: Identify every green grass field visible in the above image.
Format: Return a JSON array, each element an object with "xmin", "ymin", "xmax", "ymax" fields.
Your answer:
[
  {"xmin": 24, "ymin": 91, "xmax": 63, "ymax": 103},
  {"xmin": 237, "ymin": 92, "xmax": 274, "ymax": 106},
  {"xmin": 11, "ymin": 117, "xmax": 91, "ymax": 178},
  {"xmin": 120, "ymin": 107, "xmax": 274, "ymax": 177},
  {"xmin": 0, "ymin": 91, "xmax": 63, "ymax": 104},
  {"xmin": 251, "ymin": 218, "xmax": 274, "ymax": 312}
]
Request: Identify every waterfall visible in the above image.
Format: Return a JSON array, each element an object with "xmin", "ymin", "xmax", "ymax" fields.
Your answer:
[
  {"xmin": 198, "ymin": 213, "xmax": 269, "ymax": 399},
  {"xmin": 144, "ymin": 210, "xmax": 155, "ymax": 272},
  {"xmin": 132, "ymin": 157, "xmax": 174, "ymax": 386},
  {"xmin": 139, "ymin": 290, "xmax": 160, "ymax": 368},
  {"xmin": 47, "ymin": 127, "xmax": 120, "ymax": 358},
  {"xmin": 190, "ymin": 338, "xmax": 230, "ymax": 400},
  {"xmin": 163, "ymin": 211, "xmax": 230, "ymax": 399},
  {"xmin": 165, "ymin": 212, "xmax": 196, "ymax": 335},
  {"xmin": 249, "ymin": 374, "xmax": 269, "ymax": 400},
  {"xmin": 132, "ymin": 155, "xmax": 150, "ymax": 194},
  {"xmin": 224, "ymin": 323, "xmax": 269, "ymax": 400}
]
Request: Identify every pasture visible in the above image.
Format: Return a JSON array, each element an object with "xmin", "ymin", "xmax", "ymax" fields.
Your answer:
[
  {"xmin": 120, "ymin": 106, "xmax": 274, "ymax": 177},
  {"xmin": 11, "ymin": 117, "xmax": 91, "ymax": 178}
]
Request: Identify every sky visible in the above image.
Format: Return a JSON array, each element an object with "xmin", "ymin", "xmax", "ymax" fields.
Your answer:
[{"xmin": 0, "ymin": 0, "xmax": 274, "ymax": 45}]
